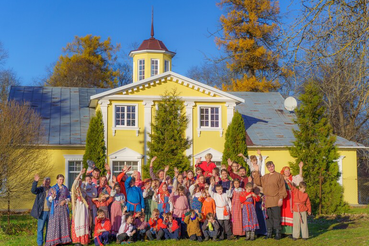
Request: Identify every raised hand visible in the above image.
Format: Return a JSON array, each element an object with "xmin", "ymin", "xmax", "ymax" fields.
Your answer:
[
  {"xmin": 227, "ymin": 158, "xmax": 232, "ymax": 166},
  {"xmin": 164, "ymin": 165, "xmax": 169, "ymax": 172},
  {"xmin": 123, "ymin": 206, "xmax": 127, "ymax": 213},
  {"xmin": 150, "ymin": 156, "xmax": 157, "ymax": 167},
  {"xmin": 210, "ymin": 177, "xmax": 215, "ymax": 186},
  {"xmin": 257, "ymin": 149, "xmax": 261, "ymax": 156},
  {"xmin": 112, "ymin": 175, "xmax": 117, "ymax": 184},
  {"xmin": 80, "ymin": 168, "xmax": 86, "ymax": 175},
  {"xmin": 299, "ymin": 161, "xmax": 304, "ymax": 169},
  {"xmin": 237, "ymin": 153, "xmax": 245, "ymax": 158},
  {"xmin": 104, "ymin": 163, "xmax": 110, "ymax": 172},
  {"xmin": 196, "ymin": 157, "xmax": 201, "ymax": 165},
  {"xmin": 34, "ymin": 174, "xmax": 40, "ymax": 182}
]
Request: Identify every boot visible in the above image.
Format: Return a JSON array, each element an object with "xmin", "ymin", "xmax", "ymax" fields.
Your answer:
[
  {"xmin": 250, "ymin": 231, "xmax": 255, "ymax": 241},
  {"xmin": 275, "ymin": 229, "xmax": 281, "ymax": 240},
  {"xmin": 264, "ymin": 228, "xmax": 272, "ymax": 239},
  {"xmin": 245, "ymin": 231, "xmax": 250, "ymax": 240}
]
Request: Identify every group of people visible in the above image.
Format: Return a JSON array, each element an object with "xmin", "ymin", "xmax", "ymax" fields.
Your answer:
[{"xmin": 31, "ymin": 151, "xmax": 311, "ymax": 246}]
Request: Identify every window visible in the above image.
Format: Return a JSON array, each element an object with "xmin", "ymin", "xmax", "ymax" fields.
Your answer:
[
  {"xmin": 112, "ymin": 161, "xmax": 139, "ymax": 176},
  {"xmin": 68, "ymin": 160, "xmax": 82, "ymax": 189},
  {"xmin": 138, "ymin": 59, "xmax": 145, "ymax": 80},
  {"xmin": 214, "ymin": 161, "xmax": 222, "ymax": 169},
  {"xmin": 164, "ymin": 60, "xmax": 170, "ymax": 72},
  {"xmin": 151, "ymin": 59, "xmax": 159, "ymax": 76},
  {"xmin": 200, "ymin": 107, "xmax": 219, "ymax": 128},
  {"xmin": 115, "ymin": 105, "xmax": 136, "ymax": 127}
]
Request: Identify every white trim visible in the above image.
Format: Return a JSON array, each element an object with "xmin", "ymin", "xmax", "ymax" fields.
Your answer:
[
  {"xmin": 334, "ymin": 156, "xmax": 345, "ymax": 186},
  {"xmin": 164, "ymin": 60, "xmax": 170, "ymax": 72},
  {"xmin": 99, "ymin": 100, "xmax": 110, "ymax": 154},
  {"xmin": 143, "ymin": 100, "xmax": 154, "ymax": 165},
  {"xmin": 89, "ymin": 71, "xmax": 245, "ymax": 103},
  {"xmin": 63, "ymin": 154, "xmax": 84, "ymax": 188},
  {"xmin": 112, "ymin": 103, "xmax": 139, "ymax": 136},
  {"xmin": 109, "ymin": 147, "xmax": 143, "ymax": 174},
  {"xmin": 225, "ymin": 102, "xmax": 236, "ymax": 126},
  {"xmin": 197, "ymin": 105, "xmax": 223, "ymax": 137},
  {"xmin": 151, "ymin": 59, "xmax": 160, "ymax": 77},
  {"xmin": 185, "ymin": 101, "xmax": 196, "ymax": 165},
  {"xmin": 137, "ymin": 59, "xmax": 145, "ymax": 81},
  {"xmin": 129, "ymin": 49, "xmax": 176, "ymax": 57},
  {"xmin": 101, "ymin": 95, "xmax": 237, "ymax": 102}
]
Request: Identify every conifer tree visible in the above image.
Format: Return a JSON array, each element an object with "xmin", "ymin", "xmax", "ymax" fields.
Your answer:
[
  {"xmin": 222, "ymin": 111, "xmax": 248, "ymax": 170},
  {"xmin": 216, "ymin": 0, "xmax": 282, "ymax": 92},
  {"xmin": 289, "ymin": 81, "xmax": 348, "ymax": 214},
  {"xmin": 145, "ymin": 90, "xmax": 191, "ymax": 178},
  {"xmin": 83, "ymin": 110, "xmax": 106, "ymax": 174}
]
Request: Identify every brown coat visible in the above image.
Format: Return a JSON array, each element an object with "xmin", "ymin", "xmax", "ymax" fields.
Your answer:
[
  {"xmin": 254, "ymin": 171, "xmax": 287, "ymax": 208},
  {"xmin": 184, "ymin": 214, "xmax": 203, "ymax": 236}
]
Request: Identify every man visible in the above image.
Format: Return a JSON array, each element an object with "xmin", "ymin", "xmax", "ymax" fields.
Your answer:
[
  {"xmin": 253, "ymin": 161, "xmax": 287, "ymax": 240},
  {"xmin": 31, "ymin": 174, "xmax": 51, "ymax": 246},
  {"xmin": 91, "ymin": 163, "xmax": 111, "ymax": 186},
  {"xmin": 226, "ymin": 158, "xmax": 251, "ymax": 188}
]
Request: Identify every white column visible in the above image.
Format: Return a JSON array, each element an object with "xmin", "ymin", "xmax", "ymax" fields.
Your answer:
[
  {"xmin": 335, "ymin": 156, "xmax": 345, "ymax": 186},
  {"xmin": 99, "ymin": 100, "xmax": 110, "ymax": 154},
  {"xmin": 143, "ymin": 100, "xmax": 154, "ymax": 165},
  {"xmin": 185, "ymin": 101, "xmax": 195, "ymax": 166},
  {"xmin": 261, "ymin": 155, "xmax": 268, "ymax": 176},
  {"xmin": 225, "ymin": 102, "xmax": 236, "ymax": 126}
]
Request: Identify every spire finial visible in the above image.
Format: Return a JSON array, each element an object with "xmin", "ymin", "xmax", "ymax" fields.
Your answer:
[{"xmin": 151, "ymin": 6, "xmax": 154, "ymax": 38}]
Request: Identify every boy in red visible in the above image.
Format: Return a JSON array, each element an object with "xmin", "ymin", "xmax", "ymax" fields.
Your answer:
[
  {"xmin": 287, "ymin": 181, "xmax": 311, "ymax": 240},
  {"xmin": 195, "ymin": 153, "xmax": 216, "ymax": 178},
  {"xmin": 163, "ymin": 212, "xmax": 180, "ymax": 240},
  {"xmin": 146, "ymin": 208, "xmax": 166, "ymax": 240},
  {"xmin": 92, "ymin": 192, "xmax": 114, "ymax": 219},
  {"xmin": 94, "ymin": 209, "xmax": 111, "ymax": 246}
]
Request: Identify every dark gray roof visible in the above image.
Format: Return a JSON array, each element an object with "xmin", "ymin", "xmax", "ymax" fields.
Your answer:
[
  {"xmin": 229, "ymin": 92, "xmax": 364, "ymax": 148},
  {"xmin": 8, "ymin": 86, "xmax": 108, "ymax": 146}
]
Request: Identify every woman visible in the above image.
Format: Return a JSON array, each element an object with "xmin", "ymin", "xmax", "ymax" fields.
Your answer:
[
  {"xmin": 71, "ymin": 168, "xmax": 90, "ymax": 246},
  {"xmin": 45, "ymin": 174, "xmax": 72, "ymax": 246},
  {"xmin": 280, "ymin": 161, "xmax": 304, "ymax": 236}
]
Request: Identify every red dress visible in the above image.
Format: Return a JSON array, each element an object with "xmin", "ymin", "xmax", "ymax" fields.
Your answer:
[
  {"xmin": 231, "ymin": 189, "xmax": 244, "ymax": 236},
  {"xmin": 71, "ymin": 219, "xmax": 89, "ymax": 245}
]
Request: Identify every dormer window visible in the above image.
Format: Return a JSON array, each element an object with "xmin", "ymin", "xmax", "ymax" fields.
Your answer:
[
  {"xmin": 151, "ymin": 59, "xmax": 159, "ymax": 76},
  {"xmin": 138, "ymin": 59, "xmax": 145, "ymax": 80}
]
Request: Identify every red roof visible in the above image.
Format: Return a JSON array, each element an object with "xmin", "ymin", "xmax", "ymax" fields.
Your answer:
[{"xmin": 136, "ymin": 37, "xmax": 170, "ymax": 51}]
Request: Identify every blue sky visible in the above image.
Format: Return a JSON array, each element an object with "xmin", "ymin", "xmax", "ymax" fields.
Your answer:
[{"xmin": 0, "ymin": 0, "xmax": 296, "ymax": 86}]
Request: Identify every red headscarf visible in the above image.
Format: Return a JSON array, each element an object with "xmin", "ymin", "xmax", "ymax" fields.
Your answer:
[{"xmin": 280, "ymin": 166, "xmax": 292, "ymax": 181}]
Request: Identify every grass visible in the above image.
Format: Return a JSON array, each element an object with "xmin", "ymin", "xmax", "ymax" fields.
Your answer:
[{"xmin": 1, "ymin": 208, "xmax": 369, "ymax": 246}]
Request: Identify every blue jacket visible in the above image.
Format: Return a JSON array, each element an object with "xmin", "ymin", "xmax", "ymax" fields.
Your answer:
[{"xmin": 30, "ymin": 181, "xmax": 50, "ymax": 219}]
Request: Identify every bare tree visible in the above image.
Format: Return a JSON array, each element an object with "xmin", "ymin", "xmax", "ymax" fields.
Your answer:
[
  {"xmin": 0, "ymin": 69, "xmax": 19, "ymax": 103},
  {"xmin": 0, "ymin": 101, "xmax": 50, "ymax": 227}
]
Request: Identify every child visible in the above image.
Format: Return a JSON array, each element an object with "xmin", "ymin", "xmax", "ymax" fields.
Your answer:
[
  {"xmin": 142, "ymin": 178, "xmax": 154, "ymax": 221},
  {"xmin": 116, "ymin": 207, "xmax": 136, "ymax": 244},
  {"xmin": 133, "ymin": 212, "xmax": 149, "ymax": 241},
  {"xmin": 200, "ymin": 189, "xmax": 215, "ymax": 218},
  {"xmin": 185, "ymin": 170, "xmax": 195, "ymax": 189},
  {"xmin": 219, "ymin": 169, "xmax": 231, "ymax": 193},
  {"xmin": 92, "ymin": 192, "xmax": 114, "ymax": 219},
  {"xmin": 163, "ymin": 212, "xmax": 180, "ymax": 240},
  {"xmin": 202, "ymin": 213, "xmax": 220, "ymax": 241},
  {"xmin": 146, "ymin": 208, "xmax": 166, "ymax": 240},
  {"xmin": 110, "ymin": 183, "xmax": 126, "ymax": 234},
  {"xmin": 94, "ymin": 209, "xmax": 111, "ymax": 246},
  {"xmin": 210, "ymin": 167, "xmax": 220, "ymax": 184},
  {"xmin": 238, "ymin": 150, "xmax": 262, "ymax": 172},
  {"xmin": 196, "ymin": 153, "xmax": 216, "ymax": 177},
  {"xmin": 184, "ymin": 210, "xmax": 203, "ymax": 242},
  {"xmin": 125, "ymin": 172, "xmax": 145, "ymax": 213},
  {"xmin": 227, "ymin": 179, "xmax": 244, "ymax": 237},
  {"xmin": 254, "ymin": 186, "xmax": 267, "ymax": 237},
  {"xmin": 195, "ymin": 167, "xmax": 203, "ymax": 180},
  {"xmin": 240, "ymin": 182, "xmax": 260, "ymax": 241},
  {"xmin": 155, "ymin": 181, "xmax": 171, "ymax": 217},
  {"xmin": 287, "ymin": 181, "xmax": 311, "ymax": 240},
  {"xmin": 189, "ymin": 183, "xmax": 203, "ymax": 212},
  {"xmin": 170, "ymin": 185, "xmax": 190, "ymax": 238},
  {"xmin": 82, "ymin": 174, "xmax": 97, "ymax": 229},
  {"xmin": 209, "ymin": 179, "xmax": 234, "ymax": 240}
]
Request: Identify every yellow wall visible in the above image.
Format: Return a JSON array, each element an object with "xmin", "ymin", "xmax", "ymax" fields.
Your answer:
[
  {"xmin": 0, "ymin": 148, "xmax": 85, "ymax": 211},
  {"xmin": 132, "ymin": 52, "xmax": 173, "ymax": 82}
]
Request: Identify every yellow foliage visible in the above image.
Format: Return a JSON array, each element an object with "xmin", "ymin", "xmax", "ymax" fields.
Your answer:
[
  {"xmin": 47, "ymin": 35, "xmax": 121, "ymax": 88},
  {"xmin": 216, "ymin": 0, "xmax": 280, "ymax": 92},
  {"xmin": 222, "ymin": 74, "xmax": 280, "ymax": 92}
]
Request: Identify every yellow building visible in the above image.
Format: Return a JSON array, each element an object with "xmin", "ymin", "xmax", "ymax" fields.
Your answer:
[{"xmin": 5, "ymin": 31, "xmax": 364, "ymax": 210}]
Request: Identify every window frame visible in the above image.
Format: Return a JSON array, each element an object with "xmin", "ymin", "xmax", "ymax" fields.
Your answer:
[
  {"xmin": 151, "ymin": 59, "xmax": 160, "ymax": 76},
  {"xmin": 111, "ymin": 160, "xmax": 140, "ymax": 177},
  {"xmin": 112, "ymin": 103, "xmax": 139, "ymax": 136},
  {"xmin": 138, "ymin": 59, "xmax": 145, "ymax": 81},
  {"xmin": 64, "ymin": 155, "xmax": 83, "ymax": 189},
  {"xmin": 164, "ymin": 60, "xmax": 170, "ymax": 72},
  {"xmin": 197, "ymin": 105, "xmax": 223, "ymax": 137}
]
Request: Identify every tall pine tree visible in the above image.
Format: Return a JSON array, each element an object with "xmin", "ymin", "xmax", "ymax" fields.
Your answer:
[
  {"xmin": 145, "ymin": 90, "xmax": 191, "ymax": 178},
  {"xmin": 222, "ymin": 111, "xmax": 248, "ymax": 170},
  {"xmin": 289, "ymin": 81, "xmax": 348, "ymax": 214},
  {"xmin": 83, "ymin": 110, "xmax": 106, "ymax": 174}
]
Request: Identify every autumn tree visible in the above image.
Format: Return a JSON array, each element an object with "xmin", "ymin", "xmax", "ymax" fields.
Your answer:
[
  {"xmin": 0, "ymin": 101, "xmax": 50, "ymax": 228},
  {"xmin": 0, "ymin": 42, "xmax": 19, "ymax": 103},
  {"xmin": 46, "ymin": 35, "xmax": 122, "ymax": 88},
  {"xmin": 216, "ymin": 0, "xmax": 282, "ymax": 92}
]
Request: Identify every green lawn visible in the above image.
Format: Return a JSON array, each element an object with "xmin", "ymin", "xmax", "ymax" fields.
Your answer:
[{"xmin": 1, "ymin": 208, "xmax": 369, "ymax": 246}]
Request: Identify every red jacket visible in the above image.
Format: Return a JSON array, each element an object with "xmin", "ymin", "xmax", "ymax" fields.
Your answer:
[
  {"xmin": 165, "ymin": 219, "xmax": 180, "ymax": 232},
  {"xmin": 94, "ymin": 218, "xmax": 111, "ymax": 237},
  {"xmin": 228, "ymin": 166, "xmax": 249, "ymax": 188},
  {"xmin": 149, "ymin": 218, "xmax": 167, "ymax": 231},
  {"xmin": 117, "ymin": 171, "xmax": 128, "ymax": 198},
  {"xmin": 196, "ymin": 161, "xmax": 216, "ymax": 177},
  {"xmin": 288, "ymin": 183, "xmax": 311, "ymax": 213}
]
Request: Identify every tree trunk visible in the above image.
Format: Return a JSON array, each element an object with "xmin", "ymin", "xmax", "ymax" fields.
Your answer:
[{"xmin": 7, "ymin": 190, "xmax": 10, "ymax": 228}]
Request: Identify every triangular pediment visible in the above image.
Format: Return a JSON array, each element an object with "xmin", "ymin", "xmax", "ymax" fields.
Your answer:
[
  {"xmin": 194, "ymin": 147, "xmax": 223, "ymax": 161},
  {"xmin": 109, "ymin": 147, "xmax": 143, "ymax": 160},
  {"xmin": 89, "ymin": 71, "xmax": 245, "ymax": 107}
]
